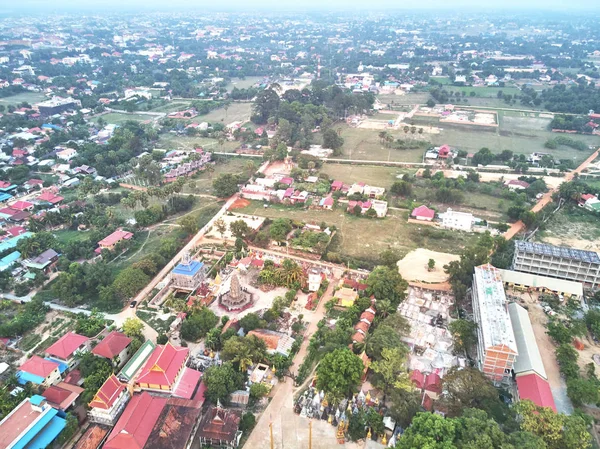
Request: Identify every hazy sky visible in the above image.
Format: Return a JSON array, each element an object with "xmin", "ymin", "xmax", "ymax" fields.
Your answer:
[{"xmin": 3, "ymin": 0, "xmax": 600, "ymax": 12}]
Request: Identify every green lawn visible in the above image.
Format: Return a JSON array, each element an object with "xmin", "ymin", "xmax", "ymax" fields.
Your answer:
[
  {"xmin": 54, "ymin": 229, "xmax": 90, "ymax": 245},
  {"xmin": 0, "ymin": 91, "xmax": 47, "ymax": 107},
  {"xmin": 227, "ymin": 76, "xmax": 265, "ymax": 92},
  {"xmin": 335, "ymin": 125, "xmax": 427, "ymax": 163},
  {"xmin": 238, "ymin": 201, "xmax": 480, "ymax": 264},
  {"xmin": 97, "ymin": 113, "xmax": 153, "ymax": 125},
  {"xmin": 182, "ymin": 158, "xmax": 249, "ymax": 195},
  {"xmin": 442, "ymin": 85, "xmax": 521, "ymax": 98},
  {"xmin": 191, "ymin": 102, "xmax": 252, "ymax": 124},
  {"xmin": 378, "ymin": 92, "xmax": 431, "ymax": 107},
  {"xmin": 148, "ymin": 101, "xmax": 191, "ymax": 113},
  {"xmin": 156, "ymin": 134, "xmax": 239, "ymax": 152},
  {"xmin": 320, "ymin": 163, "xmax": 415, "ymax": 189}
]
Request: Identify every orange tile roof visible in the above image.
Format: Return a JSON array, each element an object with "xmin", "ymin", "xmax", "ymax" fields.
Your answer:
[{"xmin": 89, "ymin": 374, "xmax": 127, "ymax": 410}]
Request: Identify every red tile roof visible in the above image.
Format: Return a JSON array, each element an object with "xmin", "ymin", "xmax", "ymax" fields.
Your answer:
[
  {"xmin": 74, "ymin": 425, "xmax": 109, "ymax": 449},
  {"xmin": 9, "ymin": 201, "xmax": 33, "ymax": 211},
  {"xmin": 136, "ymin": 343, "xmax": 189, "ymax": 389},
  {"xmin": 410, "ymin": 369, "xmax": 425, "ymax": 389},
  {"xmin": 172, "ymin": 368, "xmax": 202, "ymax": 400},
  {"xmin": 0, "ymin": 181, "xmax": 11, "ymax": 188},
  {"xmin": 6, "ymin": 226, "xmax": 26, "ymax": 237},
  {"xmin": 46, "ymin": 332, "xmax": 89, "ymax": 360},
  {"xmin": 92, "ymin": 331, "xmax": 131, "ymax": 359},
  {"xmin": 104, "ymin": 392, "xmax": 168, "ymax": 449},
  {"xmin": 19, "ymin": 355, "xmax": 59, "ymax": 378},
  {"xmin": 37, "ymin": 191, "xmax": 64, "ymax": 204},
  {"xmin": 42, "ymin": 382, "xmax": 83, "ymax": 410},
  {"xmin": 63, "ymin": 369, "xmax": 82, "ymax": 385},
  {"xmin": 424, "ymin": 372, "xmax": 442, "ymax": 393},
  {"xmin": 89, "ymin": 374, "xmax": 127, "ymax": 410},
  {"xmin": 98, "ymin": 229, "xmax": 134, "ymax": 247},
  {"xmin": 352, "ymin": 331, "xmax": 366, "ymax": 343},
  {"xmin": 516, "ymin": 373, "xmax": 557, "ymax": 412},
  {"xmin": 411, "ymin": 205, "xmax": 435, "ymax": 219}
]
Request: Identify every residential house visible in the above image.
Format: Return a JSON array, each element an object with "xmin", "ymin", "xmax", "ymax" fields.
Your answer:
[
  {"xmin": 22, "ymin": 248, "xmax": 59, "ymax": 273},
  {"xmin": 580, "ymin": 193, "xmax": 600, "ymax": 213},
  {"xmin": 56, "ymin": 148, "xmax": 78, "ymax": 161},
  {"xmin": 371, "ymin": 200, "xmax": 388, "ymax": 218},
  {"xmin": 136, "ymin": 343, "xmax": 189, "ymax": 392},
  {"xmin": 352, "ymin": 304, "xmax": 376, "ymax": 344},
  {"xmin": 308, "ymin": 267, "xmax": 324, "ymax": 292},
  {"xmin": 331, "ymin": 180, "xmax": 344, "ymax": 191},
  {"xmin": 318, "ymin": 196, "xmax": 334, "ymax": 210},
  {"xmin": 505, "ymin": 180, "xmax": 530, "ymax": 190},
  {"xmin": 197, "ymin": 405, "xmax": 242, "ymax": 449},
  {"xmin": 9, "ymin": 200, "xmax": 34, "ymax": 212},
  {"xmin": 37, "ymin": 190, "xmax": 64, "ymax": 205},
  {"xmin": 41, "ymin": 382, "xmax": 84, "ymax": 411},
  {"xmin": 364, "ymin": 185, "xmax": 385, "ymax": 198},
  {"xmin": 91, "ymin": 331, "xmax": 132, "ymax": 367},
  {"xmin": 46, "ymin": 332, "xmax": 91, "ymax": 372},
  {"xmin": 335, "ymin": 287, "xmax": 359, "ymax": 307},
  {"xmin": 0, "ymin": 251, "xmax": 21, "ymax": 271},
  {"xmin": 88, "ymin": 374, "xmax": 130, "ymax": 425},
  {"xmin": 18, "ymin": 355, "xmax": 62, "ymax": 386},
  {"xmin": 348, "ymin": 182, "xmax": 365, "ymax": 196},
  {"xmin": 411, "ymin": 205, "xmax": 435, "ymax": 221},
  {"xmin": 440, "ymin": 208, "xmax": 473, "ymax": 232},
  {"xmin": 0, "ymin": 396, "xmax": 66, "ymax": 449},
  {"xmin": 96, "ymin": 229, "xmax": 134, "ymax": 254},
  {"xmin": 290, "ymin": 190, "xmax": 309, "ymax": 204}
]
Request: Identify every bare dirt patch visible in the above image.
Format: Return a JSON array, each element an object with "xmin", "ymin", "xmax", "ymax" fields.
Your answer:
[
  {"xmin": 229, "ymin": 197, "xmax": 251, "ymax": 210},
  {"xmin": 396, "ymin": 248, "xmax": 459, "ymax": 282}
]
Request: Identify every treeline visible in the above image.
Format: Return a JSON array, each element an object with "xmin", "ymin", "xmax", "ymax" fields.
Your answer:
[
  {"xmin": 545, "ymin": 136, "xmax": 589, "ymax": 151},
  {"xmin": 550, "ymin": 114, "xmax": 596, "ymax": 133},
  {"xmin": 541, "ymin": 82, "xmax": 600, "ymax": 114}
]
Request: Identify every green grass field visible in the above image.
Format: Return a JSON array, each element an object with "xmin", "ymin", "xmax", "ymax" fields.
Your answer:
[
  {"xmin": 320, "ymin": 163, "xmax": 415, "ymax": 189},
  {"xmin": 0, "ymin": 91, "xmax": 47, "ymax": 107},
  {"xmin": 227, "ymin": 76, "xmax": 265, "ymax": 92},
  {"xmin": 336, "ymin": 125, "xmax": 427, "ymax": 163},
  {"xmin": 182, "ymin": 158, "xmax": 249, "ymax": 195},
  {"xmin": 148, "ymin": 101, "xmax": 191, "ymax": 113},
  {"xmin": 156, "ymin": 134, "xmax": 239, "ymax": 152},
  {"xmin": 191, "ymin": 102, "xmax": 252, "ymax": 124},
  {"xmin": 378, "ymin": 92, "xmax": 430, "ymax": 106},
  {"xmin": 238, "ymin": 200, "xmax": 480, "ymax": 263},
  {"xmin": 97, "ymin": 113, "xmax": 153, "ymax": 125}
]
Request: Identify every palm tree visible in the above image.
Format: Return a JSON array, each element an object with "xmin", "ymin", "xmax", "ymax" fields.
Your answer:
[
  {"xmin": 245, "ymin": 160, "xmax": 257, "ymax": 177},
  {"xmin": 378, "ymin": 131, "xmax": 387, "ymax": 144},
  {"xmin": 205, "ymin": 164, "xmax": 215, "ymax": 179}
]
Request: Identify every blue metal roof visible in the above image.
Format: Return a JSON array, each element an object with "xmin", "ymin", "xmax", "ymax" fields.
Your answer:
[
  {"xmin": 0, "ymin": 184, "xmax": 17, "ymax": 192},
  {"xmin": 17, "ymin": 371, "xmax": 45, "ymax": 385},
  {"xmin": 18, "ymin": 414, "xmax": 65, "ymax": 449},
  {"xmin": 516, "ymin": 241, "xmax": 600, "ymax": 264},
  {"xmin": 29, "ymin": 395, "xmax": 45, "ymax": 406},
  {"xmin": 45, "ymin": 358, "xmax": 68, "ymax": 374},
  {"xmin": 173, "ymin": 260, "xmax": 204, "ymax": 276},
  {"xmin": 0, "ymin": 192, "xmax": 13, "ymax": 202},
  {"xmin": 0, "ymin": 250, "xmax": 21, "ymax": 270},
  {"xmin": 0, "ymin": 232, "xmax": 33, "ymax": 253}
]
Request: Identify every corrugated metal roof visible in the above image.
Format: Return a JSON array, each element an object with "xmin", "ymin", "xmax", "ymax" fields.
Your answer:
[
  {"xmin": 515, "ymin": 241, "xmax": 600, "ymax": 264},
  {"xmin": 508, "ymin": 303, "xmax": 547, "ymax": 379},
  {"xmin": 499, "ymin": 269, "xmax": 583, "ymax": 297}
]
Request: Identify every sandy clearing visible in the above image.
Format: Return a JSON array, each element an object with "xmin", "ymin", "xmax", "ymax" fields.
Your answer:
[{"xmin": 397, "ymin": 248, "xmax": 459, "ymax": 283}]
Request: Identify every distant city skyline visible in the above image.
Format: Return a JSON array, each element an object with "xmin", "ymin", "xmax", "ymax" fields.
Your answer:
[{"xmin": 3, "ymin": 0, "xmax": 599, "ymax": 13}]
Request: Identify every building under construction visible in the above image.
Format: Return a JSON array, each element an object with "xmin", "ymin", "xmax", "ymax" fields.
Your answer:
[
  {"xmin": 512, "ymin": 241, "xmax": 600, "ymax": 288},
  {"xmin": 472, "ymin": 264, "xmax": 518, "ymax": 384}
]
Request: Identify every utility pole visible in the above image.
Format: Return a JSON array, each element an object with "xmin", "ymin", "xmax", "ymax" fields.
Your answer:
[
  {"xmin": 270, "ymin": 422, "xmax": 274, "ymax": 449},
  {"xmin": 309, "ymin": 420, "xmax": 312, "ymax": 449}
]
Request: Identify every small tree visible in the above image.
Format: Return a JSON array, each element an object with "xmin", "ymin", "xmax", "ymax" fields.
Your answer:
[{"xmin": 427, "ymin": 258, "xmax": 436, "ymax": 271}]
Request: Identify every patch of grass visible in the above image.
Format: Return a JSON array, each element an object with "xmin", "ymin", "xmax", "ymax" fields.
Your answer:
[
  {"xmin": 97, "ymin": 113, "xmax": 153, "ymax": 125},
  {"xmin": 239, "ymin": 201, "xmax": 480, "ymax": 264},
  {"xmin": 36, "ymin": 336, "xmax": 59, "ymax": 354},
  {"xmin": 333, "ymin": 125, "xmax": 428, "ymax": 163},
  {"xmin": 182, "ymin": 158, "xmax": 249, "ymax": 195},
  {"xmin": 0, "ymin": 91, "xmax": 48, "ymax": 107},
  {"xmin": 54, "ymin": 229, "xmax": 89, "ymax": 246},
  {"xmin": 148, "ymin": 101, "xmax": 191, "ymax": 113},
  {"xmin": 19, "ymin": 333, "xmax": 41, "ymax": 351},
  {"xmin": 156, "ymin": 134, "xmax": 239, "ymax": 152},
  {"xmin": 191, "ymin": 102, "xmax": 252, "ymax": 124},
  {"xmin": 320, "ymin": 163, "xmax": 415, "ymax": 189},
  {"xmin": 226, "ymin": 76, "xmax": 265, "ymax": 92},
  {"xmin": 378, "ymin": 92, "xmax": 431, "ymax": 106}
]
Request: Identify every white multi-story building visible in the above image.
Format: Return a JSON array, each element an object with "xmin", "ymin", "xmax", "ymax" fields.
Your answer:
[
  {"xmin": 472, "ymin": 264, "xmax": 518, "ymax": 384},
  {"xmin": 88, "ymin": 374, "xmax": 130, "ymax": 426},
  {"xmin": 512, "ymin": 241, "xmax": 600, "ymax": 288},
  {"xmin": 440, "ymin": 208, "xmax": 473, "ymax": 231}
]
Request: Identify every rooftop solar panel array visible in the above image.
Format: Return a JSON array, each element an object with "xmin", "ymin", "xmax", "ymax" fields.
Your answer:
[{"xmin": 515, "ymin": 241, "xmax": 600, "ymax": 264}]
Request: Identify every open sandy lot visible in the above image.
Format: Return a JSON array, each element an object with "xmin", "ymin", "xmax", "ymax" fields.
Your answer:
[
  {"xmin": 396, "ymin": 248, "xmax": 459, "ymax": 283},
  {"xmin": 205, "ymin": 212, "xmax": 265, "ymax": 240},
  {"xmin": 542, "ymin": 236, "xmax": 600, "ymax": 252}
]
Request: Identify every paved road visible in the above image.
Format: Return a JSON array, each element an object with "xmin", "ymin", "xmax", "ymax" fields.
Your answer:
[
  {"xmin": 503, "ymin": 149, "xmax": 600, "ymax": 240},
  {"xmin": 128, "ymin": 193, "xmax": 239, "ymax": 307}
]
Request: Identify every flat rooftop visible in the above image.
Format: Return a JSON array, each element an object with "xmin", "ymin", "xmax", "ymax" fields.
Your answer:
[
  {"xmin": 474, "ymin": 264, "xmax": 517, "ymax": 353},
  {"xmin": 0, "ymin": 397, "xmax": 55, "ymax": 448},
  {"xmin": 515, "ymin": 241, "xmax": 600, "ymax": 264}
]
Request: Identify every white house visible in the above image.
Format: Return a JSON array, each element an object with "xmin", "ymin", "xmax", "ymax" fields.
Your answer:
[
  {"xmin": 308, "ymin": 267, "xmax": 324, "ymax": 292},
  {"xmin": 440, "ymin": 208, "xmax": 473, "ymax": 231},
  {"xmin": 371, "ymin": 200, "xmax": 389, "ymax": 218},
  {"xmin": 56, "ymin": 148, "xmax": 78, "ymax": 161}
]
